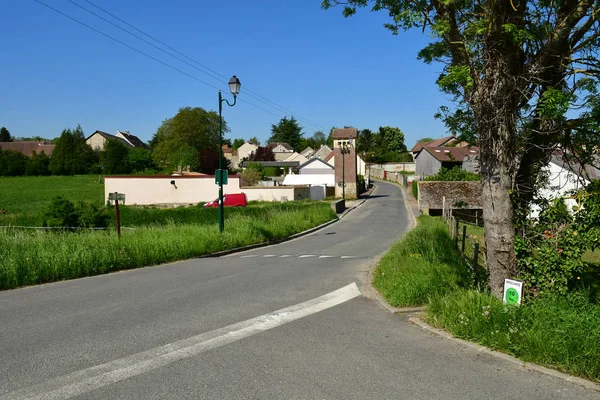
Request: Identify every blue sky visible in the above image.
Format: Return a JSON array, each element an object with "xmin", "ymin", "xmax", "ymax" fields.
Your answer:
[{"xmin": 1, "ymin": 0, "xmax": 451, "ymax": 148}]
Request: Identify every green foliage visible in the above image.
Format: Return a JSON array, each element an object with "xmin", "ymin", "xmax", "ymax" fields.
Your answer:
[
  {"xmin": 25, "ymin": 151, "xmax": 50, "ymax": 176},
  {"xmin": 248, "ymin": 136, "xmax": 260, "ymax": 146},
  {"xmin": 425, "ymin": 166, "xmax": 480, "ymax": 181},
  {"xmin": 0, "ymin": 202, "xmax": 336, "ymax": 289},
  {"xmin": 152, "ymin": 107, "xmax": 223, "ymax": 173},
  {"xmin": 361, "ymin": 126, "xmax": 412, "ymax": 163},
  {"xmin": 373, "ymin": 216, "xmax": 473, "ymax": 306},
  {"xmin": 269, "ymin": 116, "xmax": 304, "ymax": 152},
  {"xmin": 127, "ymin": 148, "xmax": 156, "ymax": 173},
  {"xmin": 301, "ymin": 131, "xmax": 328, "ymax": 150},
  {"xmin": 357, "ymin": 174, "xmax": 366, "ymax": 194},
  {"xmin": 241, "ymin": 162, "xmax": 265, "ymax": 185},
  {"xmin": 516, "ymin": 182, "xmax": 600, "ymax": 297},
  {"xmin": 427, "ymin": 290, "xmax": 600, "ymax": 381},
  {"xmin": 102, "ymin": 139, "xmax": 131, "ymax": 174},
  {"xmin": 263, "ymin": 167, "xmax": 282, "ymax": 177},
  {"xmin": 42, "ymin": 196, "xmax": 79, "ymax": 227},
  {"xmin": 0, "ymin": 127, "xmax": 13, "ymax": 142},
  {"xmin": 75, "ymin": 200, "xmax": 109, "ymax": 228},
  {"xmin": 49, "ymin": 125, "xmax": 97, "ymax": 175},
  {"xmin": 412, "ymin": 180, "xmax": 418, "ymax": 199},
  {"xmin": 0, "ymin": 150, "xmax": 28, "ymax": 176},
  {"xmin": 232, "ymin": 138, "xmax": 245, "ymax": 150}
]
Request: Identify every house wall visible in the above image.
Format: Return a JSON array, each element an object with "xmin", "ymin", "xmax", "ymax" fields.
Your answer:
[
  {"xmin": 104, "ymin": 175, "xmax": 241, "ymax": 205},
  {"xmin": 274, "ymin": 152, "xmax": 293, "ymax": 161},
  {"xmin": 237, "ymin": 143, "xmax": 258, "ymax": 161},
  {"xmin": 105, "ymin": 175, "xmax": 315, "ymax": 205},
  {"xmin": 86, "ymin": 134, "xmax": 106, "ymax": 151},
  {"xmin": 334, "ymin": 147, "xmax": 357, "ymax": 198},
  {"xmin": 531, "ymin": 161, "xmax": 590, "ymax": 217},
  {"xmin": 242, "ymin": 186, "xmax": 312, "ymax": 202},
  {"xmin": 415, "ymin": 151, "xmax": 442, "ymax": 176}
]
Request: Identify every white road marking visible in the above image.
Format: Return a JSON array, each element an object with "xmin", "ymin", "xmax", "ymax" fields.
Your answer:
[
  {"xmin": 341, "ymin": 256, "xmax": 358, "ymax": 259},
  {"xmin": 319, "ymin": 255, "xmax": 334, "ymax": 258},
  {"xmin": 240, "ymin": 255, "xmax": 258, "ymax": 258},
  {"xmin": 298, "ymin": 255, "xmax": 316, "ymax": 258},
  {"xmin": 263, "ymin": 255, "xmax": 276, "ymax": 258},
  {"xmin": 279, "ymin": 255, "xmax": 292, "ymax": 258},
  {"xmin": 2, "ymin": 283, "xmax": 362, "ymax": 400}
]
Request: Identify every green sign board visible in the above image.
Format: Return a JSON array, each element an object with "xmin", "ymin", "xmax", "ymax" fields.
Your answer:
[
  {"xmin": 108, "ymin": 192, "xmax": 126, "ymax": 202},
  {"xmin": 215, "ymin": 169, "xmax": 228, "ymax": 185}
]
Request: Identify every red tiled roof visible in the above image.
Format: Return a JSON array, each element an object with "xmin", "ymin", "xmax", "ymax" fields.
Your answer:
[
  {"xmin": 324, "ymin": 151, "xmax": 334, "ymax": 162},
  {"xmin": 423, "ymin": 146, "xmax": 479, "ymax": 162},
  {"xmin": 410, "ymin": 135, "xmax": 456, "ymax": 153},
  {"xmin": 332, "ymin": 128, "xmax": 358, "ymax": 139},
  {"xmin": 0, "ymin": 141, "xmax": 55, "ymax": 156},
  {"xmin": 222, "ymin": 144, "xmax": 233, "ymax": 153}
]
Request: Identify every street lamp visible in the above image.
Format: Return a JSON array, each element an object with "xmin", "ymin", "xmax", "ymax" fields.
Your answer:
[
  {"xmin": 217, "ymin": 75, "xmax": 241, "ymax": 232},
  {"xmin": 339, "ymin": 141, "xmax": 351, "ymax": 200}
]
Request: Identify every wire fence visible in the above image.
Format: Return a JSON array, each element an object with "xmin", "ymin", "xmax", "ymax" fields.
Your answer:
[{"xmin": 443, "ymin": 203, "xmax": 487, "ymax": 285}]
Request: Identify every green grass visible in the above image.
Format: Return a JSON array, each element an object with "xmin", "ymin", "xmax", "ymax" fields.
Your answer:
[
  {"xmin": 0, "ymin": 202, "xmax": 336, "ymax": 290},
  {"xmin": 375, "ymin": 215, "xmax": 600, "ymax": 382},
  {"xmin": 427, "ymin": 290, "xmax": 600, "ymax": 382},
  {"xmin": 0, "ymin": 175, "xmax": 104, "ymax": 226},
  {"xmin": 373, "ymin": 216, "xmax": 472, "ymax": 307}
]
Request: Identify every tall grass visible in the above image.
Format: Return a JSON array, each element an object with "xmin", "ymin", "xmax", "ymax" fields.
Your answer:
[
  {"xmin": 427, "ymin": 290, "xmax": 600, "ymax": 382},
  {"xmin": 0, "ymin": 202, "xmax": 335, "ymax": 290},
  {"xmin": 373, "ymin": 216, "xmax": 472, "ymax": 307}
]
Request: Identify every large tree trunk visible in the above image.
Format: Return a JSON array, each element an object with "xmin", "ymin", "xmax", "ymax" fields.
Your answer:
[{"xmin": 475, "ymin": 49, "xmax": 520, "ymax": 298}]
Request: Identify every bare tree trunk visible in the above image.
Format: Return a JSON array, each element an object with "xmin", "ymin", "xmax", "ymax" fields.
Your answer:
[
  {"xmin": 475, "ymin": 54, "xmax": 520, "ymax": 298},
  {"xmin": 481, "ymin": 165, "xmax": 518, "ymax": 297}
]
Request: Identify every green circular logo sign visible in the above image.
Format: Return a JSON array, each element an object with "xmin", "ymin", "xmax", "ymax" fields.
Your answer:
[{"xmin": 505, "ymin": 288, "xmax": 519, "ymax": 304}]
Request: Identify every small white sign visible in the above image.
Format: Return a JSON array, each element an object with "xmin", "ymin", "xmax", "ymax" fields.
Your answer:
[{"xmin": 503, "ymin": 278, "xmax": 523, "ymax": 305}]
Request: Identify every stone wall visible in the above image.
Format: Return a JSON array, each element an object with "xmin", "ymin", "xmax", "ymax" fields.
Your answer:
[{"xmin": 418, "ymin": 181, "xmax": 482, "ymax": 212}]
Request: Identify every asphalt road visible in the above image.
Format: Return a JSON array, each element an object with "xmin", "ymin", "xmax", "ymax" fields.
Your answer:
[{"xmin": 0, "ymin": 181, "xmax": 597, "ymax": 399}]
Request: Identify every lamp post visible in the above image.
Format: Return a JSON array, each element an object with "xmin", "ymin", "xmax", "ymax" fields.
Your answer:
[
  {"xmin": 218, "ymin": 75, "xmax": 241, "ymax": 233},
  {"xmin": 339, "ymin": 141, "xmax": 351, "ymax": 200}
]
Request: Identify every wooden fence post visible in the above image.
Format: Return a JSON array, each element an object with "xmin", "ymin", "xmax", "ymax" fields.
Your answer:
[
  {"xmin": 461, "ymin": 225, "xmax": 467, "ymax": 255},
  {"xmin": 454, "ymin": 218, "xmax": 459, "ymax": 248},
  {"xmin": 115, "ymin": 198, "xmax": 121, "ymax": 239},
  {"xmin": 473, "ymin": 243, "xmax": 479, "ymax": 269}
]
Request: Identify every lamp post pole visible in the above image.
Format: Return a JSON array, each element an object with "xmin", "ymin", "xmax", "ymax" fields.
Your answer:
[{"xmin": 217, "ymin": 75, "xmax": 241, "ymax": 233}]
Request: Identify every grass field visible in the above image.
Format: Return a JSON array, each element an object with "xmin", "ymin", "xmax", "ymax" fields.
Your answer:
[
  {"xmin": 0, "ymin": 175, "xmax": 104, "ymax": 226},
  {"xmin": 0, "ymin": 202, "xmax": 336, "ymax": 290}
]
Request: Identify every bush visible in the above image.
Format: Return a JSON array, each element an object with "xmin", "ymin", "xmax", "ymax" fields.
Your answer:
[
  {"xmin": 42, "ymin": 196, "xmax": 108, "ymax": 228},
  {"xmin": 357, "ymin": 174, "xmax": 366, "ymax": 194},
  {"xmin": 412, "ymin": 180, "xmax": 418, "ymax": 199},
  {"xmin": 425, "ymin": 166, "xmax": 480, "ymax": 181}
]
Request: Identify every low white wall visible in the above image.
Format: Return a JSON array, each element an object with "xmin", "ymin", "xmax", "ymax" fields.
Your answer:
[
  {"xmin": 104, "ymin": 175, "xmax": 241, "ymax": 205},
  {"xmin": 242, "ymin": 187, "xmax": 297, "ymax": 202}
]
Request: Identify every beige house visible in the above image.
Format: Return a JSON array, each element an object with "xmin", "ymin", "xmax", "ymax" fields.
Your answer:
[
  {"xmin": 284, "ymin": 152, "xmax": 309, "ymax": 164},
  {"xmin": 267, "ymin": 142, "xmax": 294, "ymax": 161},
  {"xmin": 86, "ymin": 130, "xmax": 148, "ymax": 151},
  {"xmin": 231, "ymin": 141, "xmax": 258, "ymax": 169},
  {"xmin": 312, "ymin": 144, "xmax": 332, "ymax": 160}
]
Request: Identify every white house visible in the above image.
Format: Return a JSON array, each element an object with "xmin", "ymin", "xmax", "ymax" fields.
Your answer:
[
  {"xmin": 85, "ymin": 130, "xmax": 148, "ymax": 151},
  {"xmin": 531, "ymin": 153, "xmax": 600, "ymax": 217},
  {"xmin": 297, "ymin": 158, "xmax": 334, "ymax": 175}
]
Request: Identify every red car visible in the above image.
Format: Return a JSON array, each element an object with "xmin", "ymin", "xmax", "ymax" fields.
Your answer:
[{"xmin": 204, "ymin": 193, "xmax": 248, "ymax": 208}]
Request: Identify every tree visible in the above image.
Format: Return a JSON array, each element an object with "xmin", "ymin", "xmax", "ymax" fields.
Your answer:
[
  {"xmin": 0, "ymin": 127, "xmax": 13, "ymax": 142},
  {"xmin": 232, "ymin": 138, "xmax": 245, "ymax": 150},
  {"xmin": 248, "ymin": 136, "xmax": 260, "ymax": 146},
  {"xmin": 250, "ymin": 146, "xmax": 275, "ymax": 161},
  {"xmin": 49, "ymin": 125, "xmax": 96, "ymax": 175},
  {"xmin": 0, "ymin": 150, "xmax": 28, "ymax": 176},
  {"xmin": 357, "ymin": 129, "xmax": 375, "ymax": 153},
  {"xmin": 25, "ymin": 151, "xmax": 50, "ymax": 176},
  {"xmin": 268, "ymin": 116, "xmax": 304, "ymax": 152},
  {"xmin": 324, "ymin": 0, "xmax": 600, "ymax": 297},
  {"xmin": 152, "ymin": 107, "xmax": 224, "ymax": 173},
  {"xmin": 102, "ymin": 139, "xmax": 131, "ymax": 175},
  {"xmin": 127, "ymin": 148, "xmax": 155, "ymax": 173}
]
